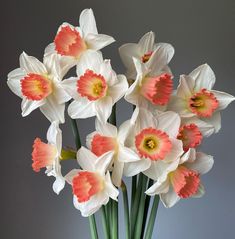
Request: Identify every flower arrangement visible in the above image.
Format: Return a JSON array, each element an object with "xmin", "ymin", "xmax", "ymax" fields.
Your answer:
[{"xmin": 7, "ymin": 8, "xmax": 234, "ymax": 239}]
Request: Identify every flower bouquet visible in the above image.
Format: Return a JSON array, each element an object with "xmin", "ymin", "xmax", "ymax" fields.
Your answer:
[{"xmin": 7, "ymin": 8, "xmax": 234, "ymax": 239}]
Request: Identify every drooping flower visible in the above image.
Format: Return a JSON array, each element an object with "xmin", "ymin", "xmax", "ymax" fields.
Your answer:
[
  {"xmin": 65, "ymin": 147, "xmax": 119, "ymax": 217},
  {"xmin": 86, "ymin": 119, "xmax": 140, "ymax": 187},
  {"xmin": 32, "ymin": 121, "xmax": 65, "ymax": 194},
  {"xmin": 62, "ymin": 50, "xmax": 128, "ymax": 122},
  {"xmin": 168, "ymin": 64, "xmax": 235, "ymax": 133},
  {"xmin": 146, "ymin": 148, "xmax": 214, "ymax": 208},
  {"xmin": 45, "ymin": 8, "xmax": 115, "ymax": 72},
  {"xmin": 124, "ymin": 58, "xmax": 173, "ymax": 111},
  {"xmin": 119, "ymin": 31, "xmax": 174, "ymax": 79},
  {"xmin": 123, "ymin": 108, "xmax": 184, "ymax": 180},
  {"xmin": 7, "ymin": 52, "xmax": 71, "ymax": 123}
]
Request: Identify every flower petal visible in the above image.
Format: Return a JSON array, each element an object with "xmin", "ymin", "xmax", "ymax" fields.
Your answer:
[
  {"xmin": 61, "ymin": 77, "xmax": 80, "ymax": 100},
  {"xmin": 145, "ymin": 178, "xmax": 170, "ymax": 196},
  {"xmin": 211, "ymin": 90, "xmax": 235, "ymax": 111},
  {"xmin": 86, "ymin": 33, "xmax": 115, "ymax": 51},
  {"xmin": 20, "ymin": 52, "xmax": 47, "ymax": 74},
  {"xmin": 52, "ymin": 81, "xmax": 71, "ymax": 104},
  {"xmin": 40, "ymin": 95, "xmax": 65, "ymax": 123},
  {"xmin": 105, "ymin": 172, "xmax": 119, "ymax": 200},
  {"xmin": 79, "ymin": 8, "xmax": 98, "ymax": 36},
  {"xmin": 21, "ymin": 98, "xmax": 45, "ymax": 117},
  {"xmin": 65, "ymin": 169, "xmax": 80, "ymax": 184},
  {"xmin": 95, "ymin": 119, "xmax": 117, "ymax": 137},
  {"xmin": 118, "ymin": 145, "xmax": 140, "ymax": 163},
  {"xmin": 68, "ymin": 98, "xmax": 96, "ymax": 119},
  {"xmin": 185, "ymin": 152, "xmax": 214, "ymax": 175},
  {"xmin": 95, "ymin": 96, "xmax": 113, "ymax": 123},
  {"xmin": 112, "ymin": 160, "xmax": 124, "ymax": 187},
  {"xmin": 53, "ymin": 174, "xmax": 65, "ymax": 195},
  {"xmin": 177, "ymin": 75, "xmax": 195, "ymax": 99},
  {"xmin": 160, "ymin": 185, "xmax": 180, "ymax": 208},
  {"xmin": 189, "ymin": 64, "xmax": 215, "ymax": 91},
  {"xmin": 47, "ymin": 121, "xmax": 62, "ymax": 151},
  {"xmin": 95, "ymin": 151, "xmax": 114, "ymax": 175},
  {"xmin": 138, "ymin": 31, "xmax": 155, "ymax": 54},
  {"xmin": 164, "ymin": 138, "xmax": 184, "ymax": 163},
  {"xmin": 77, "ymin": 147, "xmax": 96, "ymax": 171},
  {"xmin": 7, "ymin": 68, "xmax": 25, "ymax": 98},
  {"xmin": 192, "ymin": 184, "xmax": 205, "ymax": 198},
  {"xmin": 203, "ymin": 111, "xmax": 221, "ymax": 133}
]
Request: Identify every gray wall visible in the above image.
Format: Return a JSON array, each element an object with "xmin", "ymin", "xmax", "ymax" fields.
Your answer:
[{"xmin": 1, "ymin": 0, "xmax": 235, "ymax": 238}]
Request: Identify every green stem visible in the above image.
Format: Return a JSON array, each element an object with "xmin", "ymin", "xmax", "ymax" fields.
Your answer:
[
  {"xmin": 141, "ymin": 179, "xmax": 154, "ymax": 238},
  {"xmin": 107, "ymin": 201, "xmax": 112, "ymax": 237},
  {"xmin": 131, "ymin": 176, "xmax": 137, "ymax": 212},
  {"xmin": 89, "ymin": 215, "xmax": 99, "ymax": 239},
  {"xmin": 131, "ymin": 174, "xmax": 143, "ymax": 237},
  {"xmin": 133, "ymin": 175, "xmax": 148, "ymax": 239},
  {"xmin": 109, "ymin": 104, "xmax": 116, "ymax": 126},
  {"xmin": 112, "ymin": 199, "xmax": 118, "ymax": 239},
  {"xmin": 144, "ymin": 195, "xmax": 160, "ymax": 239},
  {"xmin": 121, "ymin": 181, "xmax": 130, "ymax": 239},
  {"xmin": 69, "ymin": 117, "xmax": 81, "ymax": 150},
  {"xmin": 101, "ymin": 206, "xmax": 109, "ymax": 239}
]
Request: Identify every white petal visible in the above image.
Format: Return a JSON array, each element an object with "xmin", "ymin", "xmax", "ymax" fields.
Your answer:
[
  {"xmin": 145, "ymin": 178, "xmax": 170, "ymax": 196},
  {"xmin": 79, "ymin": 8, "xmax": 98, "ymax": 35},
  {"xmin": 99, "ymin": 60, "xmax": 113, "ymax": 83},
  {"xmin": 138, "ymin": 31, "xmax": 155, "ymax": 54},
  {"xmin": 118, "ymin": 145, "xmax": 140, "ymax": 163},
  {"xmin": 40, "ymin": 95, "xmax": 65, "ymax": 123},
  {"xmin": 133, "ymin": 57, "xmax": 148, "ymax": 76},
  {"xmin": 123, "ymin": 158, "xmax": 151, "ymax": 177},
  {"xmin": 52, "ymin": 81, "xmax": 71, "ymax": 104},
  {"xmin": 160, "ymin": 186, "xmax": 180, "ymax": 208},
  {"xmin": 47, "ymin": 121, "xmax": 62, "ymax": 151},
  {"xmin": 65, "ymin": 169, "xmax": 80, "ymax": 185},
  {"xmin": 211, "ymin": 90, "xmax": 235, "ymax": 111},
  {"xmin": 86, "ymin": 33, "xmax": 115, "ymax": 51},
  {"xmin": 157, "ymin": 111, "xmax": 181, "ymax": 138},
  {"xmin": 118, "ymin": 120, "xmax": 132, "ymax": 143},
  {"xmin": 180, "ymin": 148, "xmax": 196, "ymax": 164},
  {"xmin": 95, "ymin": 96, "xmax": 113, "ymax": 123},
  {"xmin": 53, "ymin": 174, "xmax": 65, "ymax": 195},
  {"xmin": 105, "ymin": 172, "xmax": 119, "ymax": 200},
  {"xmin": 164, "ymin": 138, "xmax": 184, "ymax": 163},
  {"xmin": 61, "ymin": 77, "xmax": 80, "ymax": 100},
  {"xmin": 147, "ymin": 43, "xmax": 174, "ymax": 75},
  {"xmin": 185, "ymin": 152, "xmax": 214, "ymax": 175},
  {"xmin": 77, "ymin": 147, "xmax": 96, "ymax": 171},
  {"xmin": 68, "ymin": 98, "xmax": 96, "ymax": 119},
  {"xmin": 203, "ymin": 111, "xmax": 221, "ymax": 133},
  {"xmin": 7, "ymin": 68, "xmax": 25, "ymax": 98},
  {"xmin": 95, "ymin": 119, "xmax": 117, "ymax": 137},
  {"xmin": 189, "ymin": 64, "xmax": 215, "ymax": 91},
  {"xmin": 76, "ymin": 50, "xmax": 103, "ymax": 77},
  {"xmin": 111, "ymin": 160, "xmax": 124, "ymax": 187},
  {"xmin": 119, "ymin": 43, "xmax": 140, "ymax": 75},
  {"xmin": 19, "ymin": 52, "xmax": 47, "ymax": 74},
  {"xmin": 177, "ymin": 75, "xmax": 195, "ymax": 99},
  {"xmin": 95, "ymin": 151, "xmax": 114, "ymax": 175},
  {"xmin": 86, "ymin": 131, "xmax": 97, "ymax": 149},
  {"xmin": 21, "ymin": 98, "xmax": 45, "ymax": 117},
  {"xmin": 108, "ymin": 74, "xmax": 128, "ymax": 103},
  {"xmin": 192, "ymin": 184, "xmax": 205, "ymax": 198}
]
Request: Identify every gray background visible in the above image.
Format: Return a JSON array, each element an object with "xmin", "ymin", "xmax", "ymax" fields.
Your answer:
[{"xmin": 1, "ymin": 0, "xmax": 235, "ymax": 238}]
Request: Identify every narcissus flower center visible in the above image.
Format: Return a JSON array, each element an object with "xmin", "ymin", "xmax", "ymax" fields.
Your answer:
[
  {"xmin": 140, "ymin": 73, "xmax": 173, "ymax": 105},
  {"xmin": 21, "ymin": 73, "xmax": 52, "ymax": 101},
  {"xmin": 91, "ymin": 134, "xmax": 117, "ymax": 156},
  {"xmin": 77, "ymin": 70, "xmax": 107, "ymax": 101},
  {"xmin": 73, "ymin": 171, "xmax": 104, "ymax": 202},
  {"xmin": 177, "ymin": 124, "xmax": 202, "ymax": 151},
  {"xmin": 142, "ymin": 51, "xmax": 153, "ymax": 63},
  {"xmin": 54, "ymin": 25, "xmax": 87, "ymax": 58},
  {"xmin": 170, "ymin": 166, "xmax": 200, "ymax": 198},
  {"xmin": 135, "ymin": 127, "xmax": 172, "ymax": 160},
  {"xmin": 32, "ymin": 138, "xmax": 57, "ymax": 172},
  {"xmin": 189, "ymin": 89, "xmax": 219, "ymax": 117}
]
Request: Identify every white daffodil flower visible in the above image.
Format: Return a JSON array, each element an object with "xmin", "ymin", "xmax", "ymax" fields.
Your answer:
[
  {"xmin": 146, "ymin": 148, "xmax": 214, "ymax": 208},
  {"xmin": 62, "ymin": 50, "xmax": 128, "ymax": 123},
  {"xmin": 86, "ymin": 119, "xmax": 140, "ymax": 187},
  {"xmin": 7, "ymin": 52, "xmax": 71, "ymax": 123},
  {"xmin": 32, "ymin": 121, "xmax": 65, "ymax": 194},
  {"xmin": 45, "ymin": 8, "xmax": 115, "ymax": 73},
  {"xmin": 168, "ymin": 64, "xmax": 235, "ymax": 134},
  {"xmin": 124, "ymin": 58, "xmax": 173, "ymax": 111},
  {"xmin": 119, "ymin": 31, "xmax": 174, "ymax": 79},
  {"xmin": 123, "ymin": 107, "xmax": 184, "ymax": 180},
  {"xmin": 65, "ymin": 147, "xmax": 119, "ymax": 217}
]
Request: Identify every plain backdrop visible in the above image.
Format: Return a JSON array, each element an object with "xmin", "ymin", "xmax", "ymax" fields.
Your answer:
[{"xmin": 1, "ymin": 0, "xmax": 235, "ymax": 238}]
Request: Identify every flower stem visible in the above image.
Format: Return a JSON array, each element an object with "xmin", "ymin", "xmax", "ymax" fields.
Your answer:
[
  {"xmin": 133, "ymin": 175, "xmax": 148, "ymax": 239},
  {"xmin": 144, "ymin": 195, "xmax": 160, "ymax": 239},
  {"xmin": 101, "ymin": 206, "xmax": 109, "ymax": 239},
  {"xmin": 69, "ymin": 117, "xmax": 81, "ymax": 150},
  {"xmin": 112, "ymin": 199, "xmax": 118, "ymax": 239},
  {"xmin": 89, "ymin": 215, "xmax": 99, "ymax": 239},
  {"xmin": 131, "ymin": 175, "xmax": 137, "ymax": 212},
  {"xmin": 121, "ymin": 181, "xmax": 130, "ymax": 239},
  {"xmin": 131, "ymin": 173, "xmax": 143, "ymax": 237}
]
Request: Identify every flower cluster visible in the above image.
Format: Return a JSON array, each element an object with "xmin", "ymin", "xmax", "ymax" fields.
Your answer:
[{"xmin": 7, "ymin": 8, "xmax": 234, "ymax": 219}]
